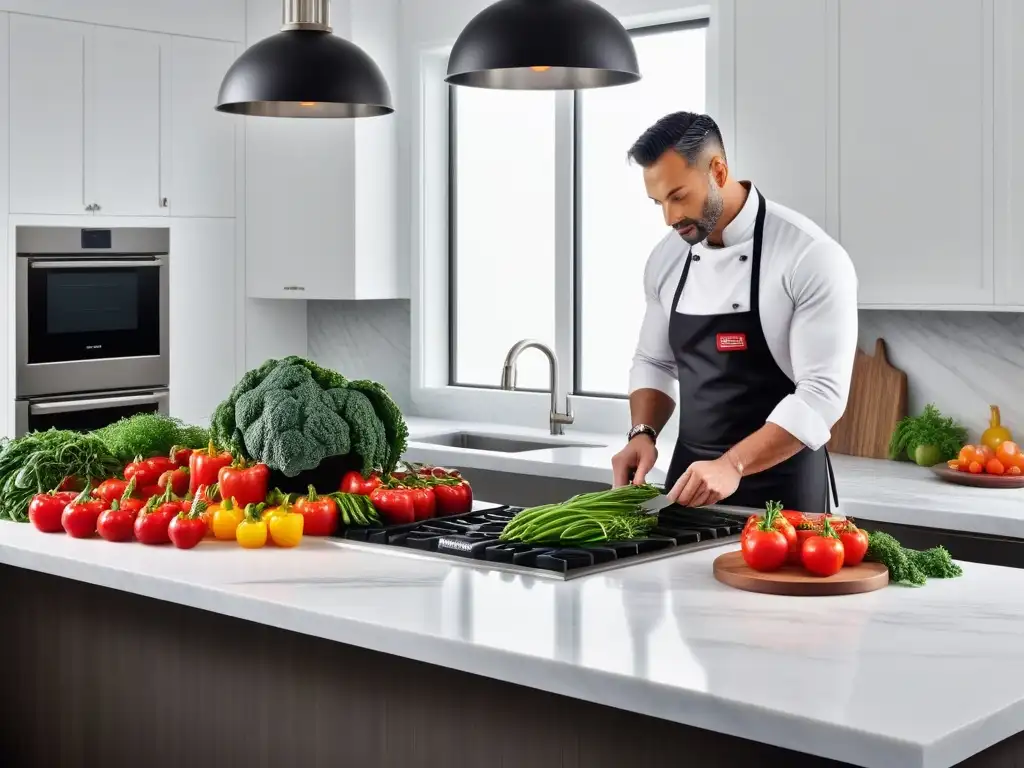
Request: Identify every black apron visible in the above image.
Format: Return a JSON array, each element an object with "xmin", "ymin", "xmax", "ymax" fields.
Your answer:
[{"xmin": 663, "ymin": 188, "xmax": 839, "ymax": 513}]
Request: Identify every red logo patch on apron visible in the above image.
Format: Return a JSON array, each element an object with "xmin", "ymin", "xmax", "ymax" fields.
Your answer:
[{"xmin": 716, "ymin": 333, "xmax": 747, "ymax": 352}]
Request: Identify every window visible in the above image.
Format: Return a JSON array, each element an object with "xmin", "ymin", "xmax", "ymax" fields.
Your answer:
[{"xmin": 449, "ymin": 20, "xmax": 709, "ymax": 397}]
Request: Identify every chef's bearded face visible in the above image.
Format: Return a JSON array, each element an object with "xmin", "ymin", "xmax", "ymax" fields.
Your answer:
[
  {"xmin": 627, "ymin": 112, "xmax": 730, "ymax": 245},
  {"xmin": 642, "ymin": 149, "xmax": 726, "ymax": 246}
]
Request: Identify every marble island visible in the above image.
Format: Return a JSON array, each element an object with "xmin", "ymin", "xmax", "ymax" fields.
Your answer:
[{"xmin": 3, "ymin": 513, "xmax": 1024, "ymax": 768}]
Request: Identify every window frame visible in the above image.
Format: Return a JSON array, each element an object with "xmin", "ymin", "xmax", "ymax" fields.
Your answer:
[
  {"xmin": 410, "ymin": 4, "xmax": 732, "ymax": 437},
  {"xmin": 570, "ymin": 17, "xmax": 711, "ymax": 400},
  {"xmin": 448, "ymin": 19, "xmax": 711, "ymax": 398}
]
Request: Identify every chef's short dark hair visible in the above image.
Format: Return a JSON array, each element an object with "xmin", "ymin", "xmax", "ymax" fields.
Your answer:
[{"xmin": 627, "ymin": 112, "xmax": 726, "ymax": 168}]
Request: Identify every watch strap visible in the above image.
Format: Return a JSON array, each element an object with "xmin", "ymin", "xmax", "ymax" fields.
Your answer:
[{"xmin": 627, "ymin": 424, "xmax": 658, "ymax": 443}]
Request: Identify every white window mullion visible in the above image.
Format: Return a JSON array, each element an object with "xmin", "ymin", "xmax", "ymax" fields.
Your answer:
[{"xmin": 553, "ymin": 90, "xmax": 576, "ymax": 403}]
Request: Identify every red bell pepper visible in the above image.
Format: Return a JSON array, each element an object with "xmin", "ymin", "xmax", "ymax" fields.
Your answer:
[
  {"xmin": 61, "ymin": 487, "xmax": 106, "ymax": 538},
  {"xmin": 170, "ymin": 445, "xmax": 195, "ymax": 468},
  {"xmin": 217, "ymin": 457, "xmax": 269, "ymax": 508},
  {"xmin": 189, "ymin": 440, "xmax": 233, "ymax": 495},
  {"xmin": 369, "ymin": 486, "xmax": 416, "ymax": 525},
  {"xmin": 408, "ymin": 487, "xmax": 436, "ymax": 521},
  {"xmin": 124, "ymin": 455, "xmax": 176, "ymax": 488},
  {"xmin": 95, "ymin": 478, "xmax": 129, "ymax": 504},
  {"xmin": 339, "ymin": 470, "xmax": 382, "ymax": 496},
  {"xmin": 97, "ymin": 498, "xmax": 137, "ymax": 543},
  {"xmin": 28, "ymin": 489, "xmax": 78, "ymax": 533},
  {"xmin": 432, "ymin": 479, "xmax": 473, "ymax": 516},
  {"xmin": 294, "ymin": 486, "xmax": 339, "ymax": 536}
]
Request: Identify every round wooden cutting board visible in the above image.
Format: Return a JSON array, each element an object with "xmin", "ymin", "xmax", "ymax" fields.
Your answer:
[
  {"xmin": 712, "ymin": 550, "xmax": 889, "ymax": 596},
  {"xmin": 930, "ymin": 466, "xmax": 1024, "ymax": 489}
]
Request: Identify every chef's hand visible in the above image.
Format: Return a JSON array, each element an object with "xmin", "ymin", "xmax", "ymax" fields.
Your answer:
[
  {"xmin": 611, "ymin": 437, "xmax": 658, "ymax": 488},
  {"xmin": 667, "ymin": 456, "xmax": 741, "ymax": 507}
]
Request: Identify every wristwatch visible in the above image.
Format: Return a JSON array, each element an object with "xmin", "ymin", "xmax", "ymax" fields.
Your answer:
[{"xmin": 627, "ymin": 424, "xmax": 658, "ymax": 443}]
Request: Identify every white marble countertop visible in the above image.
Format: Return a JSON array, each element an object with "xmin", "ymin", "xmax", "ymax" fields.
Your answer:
[
  {"xmin": 405, "ymin": 417, "xmax": 1024, "ymax": 538},
  {"xmin": 2, "ymin": 518, "xmax": 1024, "ymax": 768}
]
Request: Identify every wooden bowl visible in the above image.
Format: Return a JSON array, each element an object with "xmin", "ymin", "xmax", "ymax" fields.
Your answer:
[{"xmin": 930, "ymin": 466, "xmax": 1024, "ymax": 489}]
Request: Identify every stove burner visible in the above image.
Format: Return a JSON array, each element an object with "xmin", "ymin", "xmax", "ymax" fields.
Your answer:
[{"xmin": 339, "ymin": 504, "xmax": 748, "ymax": 575}]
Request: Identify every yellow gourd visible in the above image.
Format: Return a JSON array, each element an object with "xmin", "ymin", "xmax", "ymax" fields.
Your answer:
[{"xmin": 981, "ymin": 405, "xmax": 1013, "ymax": 451}]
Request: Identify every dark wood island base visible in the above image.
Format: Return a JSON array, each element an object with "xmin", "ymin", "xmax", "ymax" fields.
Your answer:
[{"xmin": 2, "ymin": 564, "xmax": 1021, "ymax": 768}]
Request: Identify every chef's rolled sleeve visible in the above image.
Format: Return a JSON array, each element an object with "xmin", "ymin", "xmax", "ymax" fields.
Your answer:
[
  {"xmin": 766, "ymin": 239, "xmax": 859, "ymax": 451},
  {"xmin": 628, "ymin": 250, "xmax": 679, "ymax": 400}
]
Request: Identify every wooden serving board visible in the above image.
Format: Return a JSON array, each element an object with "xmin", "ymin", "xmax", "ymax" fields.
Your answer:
[
  {"xmin": 712, "ymin": 550, "xmax": 889, "ymax": 596},
  {"xmin": 931, "ymin": 466, "xmax": 1024, "ymax": 489},
  {"xmin": 827, "ymin": 338, "xmax": 908, "ymax": 460}
]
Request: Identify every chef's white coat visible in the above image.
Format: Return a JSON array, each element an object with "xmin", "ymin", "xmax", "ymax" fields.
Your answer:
[{"xmin": 629, "ymin": 183, "xmax": 859, "ymax": 451}]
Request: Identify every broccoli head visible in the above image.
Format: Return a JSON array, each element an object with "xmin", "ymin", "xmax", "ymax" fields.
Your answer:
[{"xmin": 210, "ymin": 356, "xmax": 406, "ymax": 478}]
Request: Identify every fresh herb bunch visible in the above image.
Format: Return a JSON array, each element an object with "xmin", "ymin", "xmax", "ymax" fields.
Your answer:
[
  {"xmin": 889, "ymin": 403, "xmax": 969, "ymax": 464},
  {"xmin": 499, "ymin": 483, "xmax": 663, "ymax": 545},
  {"xmin": 93, "ymin": 413, "xmax": 209, "ymax": 464},
  {"xmin": 865, "ymin": 530, "xmax": 963, "ymax": 586},
  {"xmin": 0, "ymin": 429, "xmax": 121, "ymax": 522}
]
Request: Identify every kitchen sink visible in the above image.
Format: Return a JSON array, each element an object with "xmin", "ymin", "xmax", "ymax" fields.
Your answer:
[{"xmin": 412, "ymin": 431, "xmax": 602, "ymax": 453}]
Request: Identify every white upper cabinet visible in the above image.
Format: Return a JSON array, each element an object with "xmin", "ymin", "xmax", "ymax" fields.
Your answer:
[
  {"xmin": 9, "ymin": 15, "xmax": 89, "ymax": 215},
  {"xmin": 169, "ymin": 36, "xmax": 237, "ymax": 218},
  {"xmin": 245, "ymin": 0, "xmax": 402, "ymax": 300},
  {"xmin": 9, "ymin": 14, "xmax": 236, "ymax": 219},
  {"xmin": 995, "ymin": 0, "xmax": 1024, "ymax": 306},
  {"xmin": 837, "ymin": 0, "xmax": 992, "ymax": 306},
  {"xmin": 90, "ymin": 26, "xmax": 167, "ymax": 216},
  {"xmin": 734, "ymin": 0, "xmax": 829, "ymax": 233}
]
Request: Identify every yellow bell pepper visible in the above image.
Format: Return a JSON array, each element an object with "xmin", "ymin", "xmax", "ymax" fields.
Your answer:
[
  {"xmin": 261, "ymin": 488, "xmax": 293, "ymax": 522},
  {"xmin": 210, "ymin": 496, "xmax": 243, "ymax": 541},
  {"xmin": 236, "ymin": 503, "xmax": 267, "ymax": 549},
  {"xmin": 269, "ymin": 510, "xmax": 304, "ymax": 548}
]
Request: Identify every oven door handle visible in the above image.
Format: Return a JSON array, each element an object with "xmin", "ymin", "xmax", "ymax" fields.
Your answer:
[
  {"xmin": 29, "ymin": 259, "xmax": 164, "ymax": 269},
  {"xmin": 29, "ymin": 391, "xmax": 169, "ymax": 415}
]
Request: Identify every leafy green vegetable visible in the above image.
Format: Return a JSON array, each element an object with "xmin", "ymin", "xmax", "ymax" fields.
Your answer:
[
  {"xmin": 92, "ymin": 413, "xmax": 209, "ymax": 464},
  {"xmin": 499, "ymin": 484, "xmax": 663, "ymax": 545},
  {"xmin": 866, "ymin": 530, "xmax": 963, "ymax": 586},
  {"xmin": 0, "ymin": 429, "xmax": 121, "ymax": 522},
  {"xmin": 210, "ymin": 356, "xmax": 407, "ymax": 478},
  {"xmin": 889, "ymin": 404, "xmax": 968, "ymax": 465}
]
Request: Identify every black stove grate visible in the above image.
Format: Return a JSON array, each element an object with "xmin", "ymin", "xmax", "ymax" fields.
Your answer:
[{"xmin": 339, "ymin": 504, "xmax": 749, "ymax": 574}]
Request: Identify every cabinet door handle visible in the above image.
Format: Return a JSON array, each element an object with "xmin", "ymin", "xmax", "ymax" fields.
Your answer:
[
  {"xmin": 161, "ymin": 198, "xmax": 168, "ymax": 208},
  {"xmin": 95, "ymin": 203, "xmax": 101, "ymax": 211},
  {"xmin": 85, "ymin": 204, "xmax": 94, "ymax": 212}
]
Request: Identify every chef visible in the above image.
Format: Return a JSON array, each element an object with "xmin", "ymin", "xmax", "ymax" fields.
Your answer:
[{"xmin": 611, "ymin": 111, "xmax": 858, "ymax": 512}]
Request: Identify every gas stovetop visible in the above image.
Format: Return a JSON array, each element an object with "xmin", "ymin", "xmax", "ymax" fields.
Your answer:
[{"xmin": 334, "ymin": 502, "xmax": 751, "ymax": 581}]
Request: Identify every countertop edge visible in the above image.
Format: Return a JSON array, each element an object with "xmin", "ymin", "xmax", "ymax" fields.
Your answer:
[{"xmin": 0, "ymin": 539, "xmax": 934, "ymax": 768}]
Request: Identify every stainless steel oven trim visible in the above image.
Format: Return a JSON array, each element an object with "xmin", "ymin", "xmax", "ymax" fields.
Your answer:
[
  {"xmin": 29, "ymin": 391, "xmax": 169, "ymax": 415},
  {"xmin": 15, "ymin": 234, "xmax": 170, "ymax": 398},
  {"xmin": 16, "ymin": 226, "xmax": 170, "ymax": 255},
  {"xmin": 29, "ymin": 259, "xmax": 164, "ymax": 270},
  {"xmin": 14, "ymin": 387, "xmax": 170, "ymax": 437}
]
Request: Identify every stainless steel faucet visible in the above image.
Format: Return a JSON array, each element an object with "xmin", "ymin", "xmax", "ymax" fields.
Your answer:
[{"xmin": 500, "ymin": 339, "xmax": 574, "ymax": 435}]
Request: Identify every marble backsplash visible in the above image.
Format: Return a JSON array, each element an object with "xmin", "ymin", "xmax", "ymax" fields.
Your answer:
[
  {"xmin": 307, "ymin": 299, "xmax": 412, "ymax": 411},
  {"xmin": 308, "ymin": 300, "xmax": 1024, "ymax": 444},
  {"xmin": 858, "ymin": 310, "xmax": 1024, "ymax": 442}
]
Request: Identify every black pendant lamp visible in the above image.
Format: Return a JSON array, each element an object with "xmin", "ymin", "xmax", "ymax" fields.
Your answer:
[
  {"xmin": 216, "ymin": 0, "xmax": 393, "ymax": 117},
  {"xmin": 446, "ymin": 0, "xmax": 640, "ymax": 90}
]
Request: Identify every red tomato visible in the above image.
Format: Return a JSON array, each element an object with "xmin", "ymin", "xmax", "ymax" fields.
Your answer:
[
  {"xmin": 741, "ymin": 528, "xmax": 789, "ymax": 571},
  {"xmin": 339, "ymin": 470, "xmax": 383, "ymax": 496},
  {"xmin": 781, "ymin": 510, "xmax": 805, "ymax": 528},
  {"xmin": 744, "ymin": 508, "xmax": 798, "ymax": 562},
  {"xmin": 61, "ymin": 492, "xmax": 106, "ymax": 538},
  {"xmin": 97, "ymin": 501, "xmax": 138, "ymax": 543},
  {"xmin": 28, "ymin": 491, "xmax": 77, "ymax": 533},
  {"xmin": 369, "ymin": 487, "xmax": 417, "ymax": 525},
  {"xmin": 134, "ymin": 498, "xmax": 183, "ymax": 545},
  {"xmin": 968, "ymin": 461, "xmax": 984, "ymax": 474},
  {"xmin": 801, "ymin": 534, "xmax": 845, "ymax": 576},
  {"xmin": 986, "ymin": 458, "xmax": 1006, "ymax": 476},
  {"xmin": 432, "ymin": 481, "xmax": 474, "ymax": 516},
  {"xmin": 171, "ymin": 446, "xmax": 194, "ymax": 468},
  {"xmin": 168, "ymin": 515, "xmax": 208, "ymax": 550},
  {"xmin": 158, "ymin": 467, "xmax": 190, "ymax": 497},
  {"xmin": 95, "ymin": 478, "xmax": 129, "ymax": 504},
  {"xmin": 839, "ymin": 527, "xmax": 869, "ymax": 566},
  {"xmin": 294, "ymin": 490, "xmax": 338, "ymax": 536}
]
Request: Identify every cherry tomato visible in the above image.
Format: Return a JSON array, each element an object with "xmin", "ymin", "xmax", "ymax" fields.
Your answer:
[
  {"xmin": 97, "ymin": 501, "xmax": 137, "ymax": 543},
  {"xmin": 968, "ymin": 461, "xmax": 984, "ymax": 474},
  {"xmin": 741, "ymin": 528, "xmax": 788, "ymax": 572},
  {"xmin": 801, "ymin": 534, "xmax": 845, "ymax": 576},
  {"xmin": 1008, "ymin": 465, "xmax": 1022, "ymax": 476},
  {"xmin": 996, "ymin": 441, "xmax": 1021, "ymax": 468},
  {"xmin": 958, "ymin": 445, "xmax": 977, "ymax": 469},
  {"xmin": 839, "ymin": 527, "xmax": 869, "ymax": 566},
  {"xmin": 986, "ymin": 458, "xmax": 1006, "ymax": 476}
]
